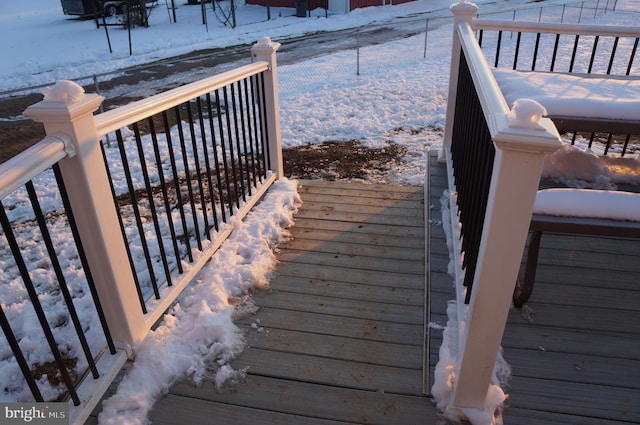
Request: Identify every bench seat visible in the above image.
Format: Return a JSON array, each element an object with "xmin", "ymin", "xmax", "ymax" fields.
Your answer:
[{"xmin": 513, "ymin": 188, "xmax": 640, "ymax": 307}]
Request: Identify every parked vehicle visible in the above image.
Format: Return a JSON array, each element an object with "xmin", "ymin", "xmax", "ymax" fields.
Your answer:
[{"xmin": 60, "ymin": 0, "xmax": 154, "ymax": 17}]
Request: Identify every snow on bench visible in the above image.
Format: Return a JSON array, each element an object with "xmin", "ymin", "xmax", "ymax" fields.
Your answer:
[
  {"xmin": 513, "ymin": 188, "xmax": 640, "ymax": 307},
  {"xmin": 493, "ymin": 68, "xmax": 640, "ymax": 122}
]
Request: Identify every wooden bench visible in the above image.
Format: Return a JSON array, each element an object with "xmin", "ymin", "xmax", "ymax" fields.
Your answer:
[{"xmin": 513, "ymin": 189, "xmax": 640, "ymax": 307}]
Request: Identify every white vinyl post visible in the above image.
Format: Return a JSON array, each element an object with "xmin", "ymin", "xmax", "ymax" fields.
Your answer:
[
  {"xmin": 451, "ymin": 110, "xmax": 561, "ymax": 413},
  {"xmin": 251, "ymin": 37, "xmax": 284, "ymax": 179},
  {"xmin": 24, "ymin": 81, "xmax": 146, "ymax": 355},
  {"xmin": 440, "ymin": 0, "xmax": 478, "ymax": 163}
]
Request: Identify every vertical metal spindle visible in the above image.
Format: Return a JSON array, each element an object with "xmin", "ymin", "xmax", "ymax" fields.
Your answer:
[
  {"xmin": 531, "ymin": 33, "xmax": 541, "ymax": 71},
  {"xmin": 588, "ymin": 35, "xmax": 600, "ymax": 73},
  {"xmin": 607, "ymin": 36, "xmax": 619, "ymax": 74},
  {"xmin": 25, "ymin": 181, "xmax": 100, "ymax": 379},
  {"xmin": 626, "ymin": 37, "xmax": 638, "ymax": 76},
  {"xmin": 621, "ymin": 134, "xmax": 631, "ymax": 156},
  {"xmin": 204, "ymin": 92, "xmax": 228, "ymax": 224},
  {"xmin": 236, "ymin": 80, "xmax": 253, "ymax": 196},
  {"xmin": 569, "ymin": 34, "xmax": 580, "ymax": 72},
  {"xmin": 115, "ymin": 129, "xmax": 161, "ymax": 299},
  {"xmin": 0, "ymin": 304, "xmax": 45, "ymax": 401},
  {"xmin": 550, "ymin": 33, "xmax": 561, "ymax": 72},
  {"xmin": 132, "ymin": 122, "xmax": 173, "ymax": 286},
  {"xmin": 147, "ymin": 116, "xmax": 184, "ymax": 274},
  {"xmin": 195, "ymin": 96, "xmax": 220, "ymax": 233},
  {"xmin": 184, "ymin": 102, "xmax": 212, "ymax": 240},
  {"xmin": 230, "ymin": 83, "xmax": 247, "ymax": 201},
  {"xmin": 243, "ymin": 77, "xmax": 259, "ymax": 188},
  {"xmin": 603, "ymin": 133, "xmax": 614, "ymax": 155},
  {"xmin": 161, "ymin": 111, "xmax": 194, "ymax": 263},
  {"xmin": 215, "ymin": 89, "xmax": 236, "ymax": 217},
  {"xmin": 0, "ymin": 202, "xmax": 81, "ymax": 405},
  {"xmin": 224, "ymin": 86, "xmax": 242, "ymax": 208},
  {"xmin": 53, "ymin": 164, "xmax": 116, "ymax": 353},
  {"xmin": 174, "ymin": 105, "xmax": 203, "ymax": 251},
  {"xmin": 494, "ymin": 31, "xmax": 503, "ymax": 68},
  {"xmin": 513, "ymin": 32, "xmax": 522, "ymax": 70},
  {"xmin": 249, "ymin": 75, "xmax": 265, "ymax": 182},
  {"xmin": 99, "ymin": 145, "xmax": 148, "ymax": 313}
]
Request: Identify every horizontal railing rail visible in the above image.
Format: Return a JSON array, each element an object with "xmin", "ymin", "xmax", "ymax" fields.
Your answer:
[{"xmin": 1, "ymin": 38, "xmax": 283, "ymax": 424}]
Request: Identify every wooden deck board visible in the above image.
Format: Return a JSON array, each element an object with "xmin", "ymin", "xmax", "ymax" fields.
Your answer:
[
  {"xmin": 88, "ymin": 151, "xmax": 639, "ymax": 424},
  {"xmin": 142, "ymin": 178, "xmax": 436, "ymax": 424},
  {"xmin": 166, "ymin": 375, "xmax": 436, "ymax": 425}
]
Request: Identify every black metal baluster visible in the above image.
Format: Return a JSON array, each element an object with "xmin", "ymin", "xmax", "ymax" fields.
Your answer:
[
  {"xmin": 531, "ymin": 32, "xmax": 541, "ymax": 71},
  {"xmin": 25, "ymin": 181, "xmax": 99, "ymax": 379},
  {"xmin": 550, "ymin": 33, "xmax": 560, "ymax": 72},
  {"xmin": 569, "ymin": 34, "xmax": 580, "ymax": 72},
  {"xmin": 626, "ymin": 37, "xmax": 638, "ymax": 76},
  {"xmin": 161, "ymin": 111, "xmax": 194, "ymax": 263},
  {"xmin": 607, "ymin": 36, "xmax": 619, "ymax": 74},
  {"xmin": 0, "ymin": 303, "xmax": 44, "ymax": 401},
  {"xmin": 115, "ymin": 129, "xmax": 161, "ymax": 299},
  {"xmin": 215, "ymin": 89, "xmax": 236, "ymax": 217},
  {"xmin": 249, "ymin": 75, "xmax": 265, "ymax": 182},
  {"xmin": 184, "ymin": 101, "xmax": 212, "ymax": 240},
  {"xmin": 196, "ymin": 96, "xmax": 220, "ymax": 233},
  {"xmin": 494, "ymin": 30, "xmax": 503, "ymax": 68},
  {"xmin": 174, "ymin": 105, "xmax": 203, "ymax": 251},
  {"xmin": 513, "ymin": 32, "xmax": 522, "ymax": 70},
  {"xmin": 223, "ymin": 86, "xmax": 241, "ymax": 208},
  {"xmin": 588, "ymin": 35, "xmax": 600, "ymax": 73},
  {"xmin": 132, "ymin": 122, "xmax": 173, "ymax": 287},
  {"xmin": 205, "ymin": 92, "xmax": 228, "ymax": 223},
  {"xmin": 0, "ymin": 201, "xmax": 81, "ymax": 405},
  {"xmin": 604, "ymin": 133, "xmax": 614, "ymax": 155},
  {"xmin": 237, "ymin": 80, "xmax": 253, "ymax": 196},
  {"xmin": 148, "ymin": 117, "xmax": 183, "ymax": 275},
  {"xmin": 243, "ymin": 77, "xmax": 259, "ymax": 187},
  {"xmin": 99, "ymin": 145, "xmax": 147, "ymax": 314},
  {"xmin": 622, "ymin": 134, "xmax": 631, "ymax": 156}
]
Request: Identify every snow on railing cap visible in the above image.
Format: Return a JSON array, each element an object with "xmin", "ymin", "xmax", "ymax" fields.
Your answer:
[
  {"xmin": 42, "ymin": 80, "xmax": 85, "ymax": 104},
  {"xmin": 508, "ymin": 98, "xmax": 547, "ymax": 131},
  {"xmin": 257, "ymin": 36, "xmax": 272, "ymax": 46}
]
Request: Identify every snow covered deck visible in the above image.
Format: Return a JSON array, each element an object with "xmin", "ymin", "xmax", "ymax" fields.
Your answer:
[
  {"xmin": 108, "ymin": 178, "xmax": 435, "ymax": 423},
  {"xmin": 84, "ymin": 155, "xmax": 640, "ymax": 424}
]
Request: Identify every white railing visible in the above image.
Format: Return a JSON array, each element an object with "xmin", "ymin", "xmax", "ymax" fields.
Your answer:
[
  {"xmin": 1, "ymin": 38, "xmax": 283, "ymax": 425},
  {"xmin": 433, "ymin": 2, "xmax": 562, "ymax": 424}
]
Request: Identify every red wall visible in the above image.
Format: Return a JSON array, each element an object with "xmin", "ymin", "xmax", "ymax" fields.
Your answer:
[
  {"xmin": 348, "ymin": 0, "xmax": 413, "ymax": 11},
  {"xmin": 245, "ymin": 0, "xmax": 413, "ymax": 11},
  {"xmin": 246, "ymin": 0, "xmax": 327, "ymax": 9}
]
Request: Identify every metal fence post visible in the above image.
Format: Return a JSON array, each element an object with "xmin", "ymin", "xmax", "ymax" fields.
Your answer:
[
  {"xmin": 251, "ymin": 38, "xmax": 284, "ymax": 179},
  {"xmin": 24, "ymin": 81, "xmax": 146, "ymax": 356}
]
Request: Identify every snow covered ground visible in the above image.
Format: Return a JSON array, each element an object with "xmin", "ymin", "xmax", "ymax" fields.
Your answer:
[{"xmin": 1, "ymin": 0, "xmax": 639, "ymax": 424}]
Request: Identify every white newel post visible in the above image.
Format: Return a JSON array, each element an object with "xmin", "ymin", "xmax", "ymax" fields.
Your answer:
[
  {"xmin": 24, "ymin": 81, "xmax": 146, "ymax": 356},
  {"xmin": 251, "ymin": 37, "xmax": 284, "ymax": 179},
  {"xmin": 451, "ymin": 105, "xmax": 561, "ymax": 418},
  {"xmin": 440, "ymin": 0, "xmax": 478, "ymax": 163}
]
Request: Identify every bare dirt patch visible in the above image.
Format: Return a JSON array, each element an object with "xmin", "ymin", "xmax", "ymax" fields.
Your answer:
[{"xmin": 283, "ymin": 140, "xmax": 407, "ymax": 181}]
